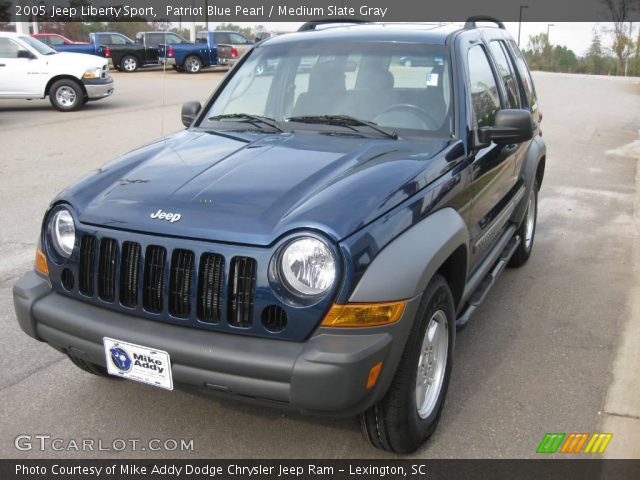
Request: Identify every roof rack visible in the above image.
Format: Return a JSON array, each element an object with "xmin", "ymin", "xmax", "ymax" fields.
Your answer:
[
  {"xmin": 464, "ymin": 16, "xmax": 505, "ymax": 30},
  {"xmin": 298, "ymin": 20, "xmax": 370, "ymax": 32}
]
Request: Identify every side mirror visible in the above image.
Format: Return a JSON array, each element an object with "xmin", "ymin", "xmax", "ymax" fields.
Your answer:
[
  {"xmin": 17, "ymin": 49, "xmax": 35, "ymax": 59},
  {"xmin": 181, "ymin": 101, "xmax": 201, "ymax": 128},
  {"xmin": 477, "ymin": 109, "xmax": 535, "ymax": 146}
]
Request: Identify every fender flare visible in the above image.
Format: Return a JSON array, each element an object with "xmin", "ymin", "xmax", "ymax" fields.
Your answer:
[
  {"xmin": 511, "ymin": 136, "xmax": 546, "ymax": 224},
  {"xmin": 349, "ymin": 207, "xmax": 469, "ymax": 303}
]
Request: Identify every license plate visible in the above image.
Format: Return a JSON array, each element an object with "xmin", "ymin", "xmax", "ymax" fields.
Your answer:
[{"xmin": 103, "ymin": 338, "xmax": 173, "ymax": 390}]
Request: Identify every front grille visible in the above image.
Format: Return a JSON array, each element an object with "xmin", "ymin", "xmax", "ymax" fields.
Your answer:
[
  {"xmin": 98, "ymin": 238, "xmax": 117, "ymax": 301},
  {"xmin": 71, "ymin": 234, "xmax": 268, "ymax": 335},
  {"xmin": 228, "ymin": 257, "xmax": 257, "ymax": 326},
  {"xmin": 169, "ymin": 249, "xmax": 194, "ymax": 318},
  {"xmin": 120, "ymin": 241, "xmax": 141, "ymax": 308},
  {"xmin": 197, "ymin": 253, "xmax": 224, "ymax": 323},
  {"xmin": 143, "ymin": 245, "xmax": 166, "ymax": 313},
  {"xmin": 78, "ymin": 235, "xmax": 96, "ymax": 296}
]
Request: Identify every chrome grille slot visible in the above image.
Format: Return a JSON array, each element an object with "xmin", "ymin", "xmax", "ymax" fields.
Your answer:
[
  {"xmin": 143, "ymin": 245, "xmax": 166, "ymax": 313},
  {"xmin": 78, "ymin": 235, "xmax": 96, "ymax": 296},
  {"xmin": 120, "ymin": 241, "xmax": 141, "ymax": 308},
  {"xmin": 97, "ymin": 238, "xmax": 117, "ymax": 302},
  {"xmin": 197, "ymin": 253, "xmax": 224, "ymax": 323},
  {"xmin": 169, "ymin": 249, "xmax": 195, "ymax": 318},
  {"xmin": 228, "ymin": 257, "xmax": 257, "ymax": 326}
]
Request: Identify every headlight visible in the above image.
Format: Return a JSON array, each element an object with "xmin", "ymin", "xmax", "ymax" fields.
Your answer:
[
  {"xmin": 49, "ymin": 209, "xmax": 75, "ymax": 259},
  {"xmin": 279, "ymin": 237, "xmax": 336, "ymax": 297},
  {"xmin": 82, "ymin": 67, "xmax": 102, "ymax": 79}
]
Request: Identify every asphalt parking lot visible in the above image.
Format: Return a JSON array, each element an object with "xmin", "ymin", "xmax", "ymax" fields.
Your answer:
[{"xmin": 0, "ymin": 69, "xmax": 639, "ymax": 459}]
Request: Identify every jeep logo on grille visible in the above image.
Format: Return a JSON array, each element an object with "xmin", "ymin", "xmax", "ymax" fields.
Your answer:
[{"xmin": 150, "ymin": 209, "xmax": 181, "ymax": 223}]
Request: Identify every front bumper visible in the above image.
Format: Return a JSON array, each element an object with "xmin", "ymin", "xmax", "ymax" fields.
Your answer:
[
  {"xmin": 82, "ymin": 77, "xmax": 114, "ymax": 100},
  {"xmin": 13, "ymin": 271, "xmax": 419, "ymax": 415}
]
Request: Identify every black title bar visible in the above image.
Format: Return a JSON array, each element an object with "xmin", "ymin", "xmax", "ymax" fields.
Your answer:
[{"xmin": 5, "ymin": 0, "xmax": 640, "ymax": 22}]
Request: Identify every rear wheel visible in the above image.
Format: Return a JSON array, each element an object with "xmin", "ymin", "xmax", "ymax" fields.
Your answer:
[
  {"xmin": 120, "ymin": 55, "xmax": 139, "ymax": 72},
  {"xmin": 184, "ymin": 55, "xmax": 202, "ymax": 73},
  {"xmin": 509, "ymin": 179, "xmax": 539, "ymax": 268},
  {"xmin": 49, "ymin": 79, "xmax": 83, "ymax": 111},
  {"xmin": 361, "ymin": 274, "xmax": 455, "ymax": 453}
]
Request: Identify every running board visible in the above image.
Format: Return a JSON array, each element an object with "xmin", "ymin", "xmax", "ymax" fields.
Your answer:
[{"xmin": 456, "ymin": 231, "xmax": 521, "ymax": 329}]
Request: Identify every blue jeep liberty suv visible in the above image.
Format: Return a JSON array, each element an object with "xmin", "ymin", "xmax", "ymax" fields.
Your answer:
[{"xmin": 13, "ymin": 18, "xmax": 546, "ymax": 453}]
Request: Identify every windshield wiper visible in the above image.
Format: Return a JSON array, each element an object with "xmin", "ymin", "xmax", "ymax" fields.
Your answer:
[
  {"xmin": 286, "ymin": 115, "xmax": 398, "ymax": 140},
  {"xmin": 208, "ymin": 113, "xmax": 283, "ymax": 132}
]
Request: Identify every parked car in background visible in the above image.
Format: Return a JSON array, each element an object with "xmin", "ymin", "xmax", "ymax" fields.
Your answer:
[
  {"xmin": 210, "ymin": 30, "xmax": 253, "ymax": 58},
  {"xmin": 32, "ymin": 33, "xmax": 88, "ymax": 47},
  {"xmin": 52, "ymin": 32, "xmax": 146, "ymax": 72},
  {"xmin": 135, "ymin": 31, "xmax": 191, "ymax": 67},
  {"xmin": 0, "ymin": 32, "xmax": 113, "ymax": 111},
  {"xmin": 159, "ymin": 31, "xmax": 239, "ymax": 73}
]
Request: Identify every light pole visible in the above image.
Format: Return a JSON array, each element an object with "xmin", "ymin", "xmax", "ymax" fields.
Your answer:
[
  {"xmin": 546, "ymin": 23, "xmax": 555, "ymax": 43},
  {"xmin": 517, "ymin": 5, "xmax": 528, "ymax": 47}
]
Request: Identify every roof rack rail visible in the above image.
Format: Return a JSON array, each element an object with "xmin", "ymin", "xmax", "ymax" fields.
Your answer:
[
  {"xmin": 298, "ymin": 20, "xmax": 370, "ymax": 32},
  {"xmin": 464, "ymin": 16, "xmax": 505, "ymax": 30}
]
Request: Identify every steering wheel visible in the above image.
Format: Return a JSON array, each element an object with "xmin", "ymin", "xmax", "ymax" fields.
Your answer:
[{"xmin": 375, "ymin": 104, "xmax": 439, "ymax": 131}]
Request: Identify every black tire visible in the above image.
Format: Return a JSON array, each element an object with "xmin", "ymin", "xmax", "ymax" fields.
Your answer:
[
  {"xmin": 509, "ymin": 179, "xmax": 539, "ymax": 268},
  {"xmin": 49, "ymin": 79, "xmax": 84, "ymax": 112},
  {"xmin": 183, "ymin": 55, "xmax": 202, "ymax": 74},
  {"xmin": 67, "ymin": 354, "xmax": 116, "ymax": 378},
  {"xmin": 120, "ymin": 54, "xmax": 139, "ymax": 72},
  {"xmin": 361, "ymin": 274, "xmax": 456, "ymax": 453}
]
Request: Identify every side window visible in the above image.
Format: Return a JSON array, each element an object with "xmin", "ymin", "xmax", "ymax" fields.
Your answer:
[
  {"xmin": 0, "ymin": 38, "xmax": 20, "ymax": 58},
  {"xmin": 467, "ymin": 45, "xmax": 501, "ymax": 128},
  {"xmin": 167, "ymin": 34, "xmax": 185, "ymax": 44},
  {"xmin": 96, "ymin": 34, "xmax": 111, "ymax": 45},
  {"xmin": 489, "ymin": 41, "xmax": 520, "ymax": 109},
  {"xmin": 507, "ymin": 40, "xmax": 538, "ymax": 115},
  {"xmin": 110, "ymin": 34, "xmax": 129, "ymax": 45},
  {"xmin": 230, "ymin": 33, "xmax": 250, "ymax": 45},
  {"xmin": 49, "ymin": 36, "xmax": 65, "ymax": 46},
  {"xmin": 215, "ymin": 33, "xmax": 231, "ymax": 44},
  {"xmin": 145, "ymin": 33, "xmax": 162, "ymax": 48}
]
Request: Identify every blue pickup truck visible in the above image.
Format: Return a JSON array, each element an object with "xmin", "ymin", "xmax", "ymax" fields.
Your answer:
[
  {"xmin": 159, "ymin": 31, "xmax": 250, "ymax": 73},
  {"xmin": 52, "ymin": 32, "xmax": 147, "ymax": 72}
]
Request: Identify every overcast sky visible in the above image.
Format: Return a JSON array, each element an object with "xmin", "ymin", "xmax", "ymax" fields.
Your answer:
[{"xmin": 215, "ymin": 22, "xmax": 619, "ymax": 57}]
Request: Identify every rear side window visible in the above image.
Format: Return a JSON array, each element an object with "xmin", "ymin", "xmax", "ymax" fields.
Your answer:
[
  {"xmin": 489, "ymin": 41, "xmax": 520, "ymax": 109},
  {"xmin": 47, "ymin": 36, "xmax": 64, "ymax": 46},
  {"xmin": 215, "ymin": 33, "xmax": 231, "ymax": 44},
  {"xmin": 507, "ymin": 40, "xmax": 538, "ymax": 115},
  {"xmin": 467, "ymin": 45, "xmax": 501, "ymax": 128}
]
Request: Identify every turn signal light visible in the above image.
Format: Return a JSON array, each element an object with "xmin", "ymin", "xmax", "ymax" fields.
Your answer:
[
  {"xmin": 321, "ymin": 301, "xmax": 405, "ymax": 327},
  {"xmin": 35, "ymin": 248, "xmax": 49, "ymax": 277},
  {"xmin": 367, "ymin": 362, "xmax": 383, "ymax": 389}
]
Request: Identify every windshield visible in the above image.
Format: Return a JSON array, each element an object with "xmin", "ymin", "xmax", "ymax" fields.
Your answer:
[
  {"xmin": 19, "ymin": 36, "xmax": 56, "ymax": 55},
  {"xmin": 202, "ymin": 41, "xmax": 453, "ymax": 138}
]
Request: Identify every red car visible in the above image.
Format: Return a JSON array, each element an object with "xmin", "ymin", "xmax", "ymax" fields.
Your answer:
[{"xmin": 32, "ymin": 33, "xmax": 88, "ymax": 47}]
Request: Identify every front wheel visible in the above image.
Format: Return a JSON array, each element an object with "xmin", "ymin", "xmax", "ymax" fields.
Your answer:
[
  {"xmin": 49, "ymin": 79, "xmax": 83, "ymax": 111},
  {"xmin": 361, "ymin": 274, "xmax": 456, "ymax": 453},
  {"xmin": 509, "ymin": 179, "xmax": 539, "ymax": 268},
  {"xmin": 120, "ymin": 55, "xmax": 139, "ymax": 72},
  {"xmin": 184, "ymin": 56, "xmax": 202, "ymax": 73}
]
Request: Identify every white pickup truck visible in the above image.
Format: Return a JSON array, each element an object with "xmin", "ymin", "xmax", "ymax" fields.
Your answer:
[{"xmin": 0, "ymin": 32, "xmax": 114, "ymax": 111}]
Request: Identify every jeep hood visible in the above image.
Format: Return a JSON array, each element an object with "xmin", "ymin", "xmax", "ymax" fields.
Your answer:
[{"xmin": 69, "ymin": 130, "xmax": 454, "ymax": 246}]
